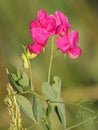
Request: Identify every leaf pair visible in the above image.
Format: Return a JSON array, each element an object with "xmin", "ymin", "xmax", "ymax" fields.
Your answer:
[
  {"xmin": 55, "ymin": 99, "xmax": 66, "ymax": 130},
  {"xmin": 8, "ymin": 70, "xmax": 29, "ymax": 93},
  {"xmin": 33, "ymin": 96, "xmax": 45, "ymax": 123},
  {"xmin": 42, "ymin": 76, "xmax": 66, "ymax": 130},
  {"xmin": 16, "ymin": 95, "xmax": 36, "ymax": 123},
  {"xmin": 42, "ymin": 76, "xmax": 61, "ymax": 101}
]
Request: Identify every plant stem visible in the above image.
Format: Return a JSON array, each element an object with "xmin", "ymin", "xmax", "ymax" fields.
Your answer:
[
  {"xmin": 23, "ymin": 45, "xmax": 34, "ymax": 91},
  {"xmin": 48, "ymin": 36, "xmax": 54, "ymax": 84},
  {"xmin": 66, "ymin": 115, "xmax": 97, "ymax": 130},
  {"xmin": 29, "ymin": 60, "xmax": 34, "ymax": 91}
]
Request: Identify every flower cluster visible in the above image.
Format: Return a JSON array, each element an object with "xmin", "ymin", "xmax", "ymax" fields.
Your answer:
[{"xmin": 28, "ymin": 9, "xmax": 82, "ymax": 59}]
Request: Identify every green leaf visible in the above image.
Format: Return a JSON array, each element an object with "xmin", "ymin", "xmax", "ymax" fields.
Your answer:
[
  {"xmin": 46, "ymin": 104, "xmax": 52, "ymax": 117},
  {"xmin": 8, "ymin": 74, "xmax": 23, "ymax": 92},
  {"xmin": 42, "ymin": 82, "xmax": 57, "ymax": 101},
  {"xmin": 11, "ymin": 73, "xmax": 18, "ymax": 81},
  {"xmin": 17, "ymin": 69, "xmax": 21, "ymax": 79},
  {"xmin": 16, "ymin": 94, "xmax": 36, "ymax": 122},
  {"xmin": 52, "ymin": 76, "xmax": 61, "ymax": 99},
  {"xmin": 18, "ymin": 72, "xmax": 29, "ymax": 87},
  {"xmin": 42, "ymin": 124, "xmax": 50, "ymax": 130},
  {"xmin": 33, "ymin": 96, "xmax": 45, "ymax": 122},
  {"xmin": 54, "ymin": 99, "xmax": 66, "ymax": 130}
]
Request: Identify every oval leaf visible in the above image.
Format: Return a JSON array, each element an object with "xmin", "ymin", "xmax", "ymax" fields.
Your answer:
[
  {"xmin": 52, "ymin": 76, "xmax": 61, "ymax": 99},
  {"xmin": 33, "ymin": 96, "xmax": 45, "ymax": 122},
  {"xmin": 8, "ymin": 74, "xmax": 23, "ymax": 92},
  {"xmin": 54, "ymin": 99, "xmax": 66, "ymax": 130},
  {"xmin": 18, "ymin": 72, "xmax": 29, "ymax": 87},
  {"xmin": 42, "ymin": 82, "xmax": 57, "ymax": 101},
  {"xmin": 16, "ymin": 94, "xmax": 36, "ymax": 122}
]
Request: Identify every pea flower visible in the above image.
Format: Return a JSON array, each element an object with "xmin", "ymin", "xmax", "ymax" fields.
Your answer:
[
  {"xmin": 54, "ymin": 11, "xmax": 71, "ymax": 36},
  {"xmin": 28, "ymin": 9, "xmax": 56, "ymax": 54},
  {"xmin": 56, "ymin": 30, "xmax": 82, "ymax": 59},
  {"xmin": 28, "ymin": 9, "xmax": 82, "ymax": 58},
  {"xmin": 37, "ymin": 10, "xmax": 56, "ymax": 35},
  {"xmin": 28, "ymin": 43, "xmax": 43, "ymax": 54},
  {"xmin": 54, "ymin": 11, "xmax": 82, "ymax": 59}
]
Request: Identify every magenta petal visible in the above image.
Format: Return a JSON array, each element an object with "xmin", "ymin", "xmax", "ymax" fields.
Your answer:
[
  {"xmin": 56, "ymin": 25, "xmax": 66, "ymax": 36},
  {"xmin": 30, "ymin": 27, "xmax": 49, "ymax": 46},
  {"xmin": 43, "ymin": 16, "xmax": 56, "ymax": 35},
  {"xmin": 30, "ymin": 21, "xmax": 40, "ymax": 29},
  {"xmin": 68, "ymin": 46, "xmax": 82, "ymax": 59},
  {"xmin": 55, "ymin": 11, "xmax": 71, "ymax": 35},
  {"xmin": 69, "ymin": 30, "xmax": 79, "ymax": 46},
  {"xmin": 56, "ymin": 36, "xmax": 70, "ymax": 53},
  {"xmin": 55, "ymin": 11, "xmax": 69, "ymax": 26},
  {"xmin": 37, "ymin": 9, "xmax": 48, "ymax": 23},
  {"xmin": 28, "ymin": 43, "xmax": 43, "ymax": 54}
]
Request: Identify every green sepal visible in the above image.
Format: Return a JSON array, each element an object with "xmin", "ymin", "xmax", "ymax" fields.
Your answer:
[{"xmin": 21, "ymin": 53, "xmax": 29, "ymax": 69}]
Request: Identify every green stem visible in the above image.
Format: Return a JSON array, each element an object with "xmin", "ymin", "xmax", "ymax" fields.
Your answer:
[
  {"xmin": 48, "ymin": 37, "xmax": 54, "ymax": 84},
  {"xmin": 23, "ymin": 45, "xmax": 34, "ymax": 91},
  {"xmin": 66, "ymin": 115, "xmax": 97, "ymax": 130},
  {"xmin": 25, "ymin": 89, "xmax": 46, "ymax": 102},
  {"xmin": 29, "ymin": 60, "xmax": 34, "ymax": 91}
]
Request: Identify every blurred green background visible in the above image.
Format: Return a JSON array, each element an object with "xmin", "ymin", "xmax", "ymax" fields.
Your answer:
[{"xmin": 0, "ymin": 0, "xmax": 98, "ymax": 130}]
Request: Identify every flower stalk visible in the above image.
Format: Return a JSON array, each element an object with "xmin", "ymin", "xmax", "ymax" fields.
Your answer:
[{"xmin": 48, "ymin": 36, "xmax": 54, "ymax": 84}]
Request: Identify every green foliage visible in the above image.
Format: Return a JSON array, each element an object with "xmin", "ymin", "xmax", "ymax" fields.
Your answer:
[
  {"xmin": 54, "ymin": 99, "xmax": 66, "ymax": 130},
  {"xmin": 18, "ymin": 72, "xmax": 29, "ymax": 87},
  {"xmin": 42, "ymin": 82, "xmax": 57, "ymax": 101},
  {"xmin": 22, "ymin": 53, "xmax": 29, "ymax": 69},
  {"xmin": 16, "ymin": 94, "xmax": 36, "ymax": 123},
  {"xmin": 32, "ymin": 96, "xmax": 45, "ymax": 123},
  {"xmin": 46, "ymin": 103, "xmax": 52, "ymax": 118},
  {"xmin": 8, "ymin": 70, "xmax": 29, "ymax": 92},
  {"xmin": 52, "ymin": 76, "xmax": 61, "ymax": 99},
  {"xmin": 42, "ymin": 76, "xmax": 61, "ymax": 101},
  {"xmin": 8, "ymin": 73, "xmax": 23, "ymax": 93},
  {"xmin": 42, "ymin": 76, "xmax": 66, "ymax": 130}
]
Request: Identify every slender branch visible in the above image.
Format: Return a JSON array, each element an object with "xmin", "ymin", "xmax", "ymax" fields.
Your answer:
[
  {"xmin": 29, "ymin": 60, "xmax": 34, "ymax": 91},
  {"xmin": 48, "ymin": 36, "xmax": 54, "ymax": 84},
  {"xmin": 25, "ymin": 89, "xmax": 47, "ymax": 102}
]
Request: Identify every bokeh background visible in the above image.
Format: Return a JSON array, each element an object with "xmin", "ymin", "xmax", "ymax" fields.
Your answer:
[{"xmin": 0, "ymin": 0, "xmax": 98, "ymax": 130}]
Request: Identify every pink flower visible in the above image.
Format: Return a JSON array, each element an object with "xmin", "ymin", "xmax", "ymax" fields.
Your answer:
[
  {"xmin": 28, "ymin": 10, "xmax": 82, "ymax": 58},
  {"xmin": 54, "ymin": 11, "xmax": 71, "ymax": 36},
  {"xmin": 30, "ymin": 27, "xmax": 49, "ymax": 46},
  {"xmin": 30, "ymin": 10, "xmax": 56, "ymax": 38},
  {"xmin": 37, "ymin": 10, "xmax": 56, "ymax": 35},
  {"xmin": 29, "ymin": 10, "xmax": 57, "ymax": 54},
  {"xmin": 28, "ymin": 43, "xmax": 43, "ymax": 54},
  {"xmin": 56, "ymin": 31, "xmax": 82, "ymax": 59}
]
